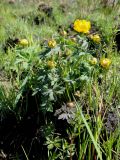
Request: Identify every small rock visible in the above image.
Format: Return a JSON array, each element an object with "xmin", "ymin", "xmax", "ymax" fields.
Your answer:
[
  {"xmin": 38, "ymin": 2, "xmax": 53, "ymax": 17},
  {"xmin": 3, "ymin": 38, "xmax": 19, "ymax": 52},
  {"xmin": 8, "ymin": 0, "xmax": 16, "ymax": 4},
  {"xmin": 101, "ymin": 0, "xmax": 118, "ymax": 7},
  {"xmin": 59, "ymin": 4, "xmax": 68, "ymax": 13},
  {"xmin": 34, "ymin": 16, "xmax": 45, "ymax": 25}
]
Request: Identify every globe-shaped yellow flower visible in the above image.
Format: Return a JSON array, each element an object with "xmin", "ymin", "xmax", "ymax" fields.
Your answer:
[
  {"xmin": 65, "ymin": 49, "xmax": 72, "ymax": 56},
  {"xmin": 66, "ymin": 102, "xmax": 75, "ymax": 108},
  {"xmin": 48, "ymin": 39, "xmax": 56, "ymax": 48},
  {"xmin": 71, "ymin": 37, "xmax": 77, "ymax": 42},
  {"xmin": 19, "ymin": 39, "xmax": 29, "ymax": 46},
  {"xmin": 73, "ymin": 19, "xmax": 91, "ymax": 34},
  {"xmin": 90, "ymin": 34, "xmax": 101, "ymax": 43},
  {"xmin": 90, "ymin": 57, "xmax": 97, "ymax": 65},
  {"xmin": 60, "ymin": 30, "xmax": 67, "ymax": 36},
  {"xmin": 47, "ymin": 60, "xmax": 56, "ymax": 68},
  {"xmin": 74, "ymin": 91, "xmax": 81, "ymax": 98},
  {"xmin": 100, "ymin": 58, "xmax": 111, "ymax": 69}
]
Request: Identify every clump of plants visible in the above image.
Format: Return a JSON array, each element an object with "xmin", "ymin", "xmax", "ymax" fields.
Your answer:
[
  {"xmin": 1, "ymin": 17, "xmax": 120, "ymax": 160},
  {"xmin": 0, "ymin": 2, "xmax": 120, "ymax": 158}
]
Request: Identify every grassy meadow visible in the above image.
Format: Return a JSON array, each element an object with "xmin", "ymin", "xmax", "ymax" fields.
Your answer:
[{"xmin": 0, "ymin": 0, "xmax": 120, "ymax": 159}]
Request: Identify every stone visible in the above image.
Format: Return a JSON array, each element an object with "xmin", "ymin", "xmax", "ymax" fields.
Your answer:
[{"xmin": 101, "ymin": 0, "xmax": 118, "ymax": 7}]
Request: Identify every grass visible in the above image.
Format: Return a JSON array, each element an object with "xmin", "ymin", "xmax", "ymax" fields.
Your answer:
[{"xmin": 0, "ymin": 0, "xmax": 120, "ymax": 159}]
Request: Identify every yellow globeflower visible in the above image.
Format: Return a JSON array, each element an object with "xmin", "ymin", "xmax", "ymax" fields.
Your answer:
[
  {"xmin": 73, "ymin": 19, "xmax": 91, "ymax": 34},
  {"xmin": 90, "ymin": 34, "xmax": 101, "ymax": 43},
  {"xmin": 100, "ymin": 58, "xmax": 111, "ymax": 69},
  {"xmin": 90, "ymin": 57, "xmax": 97, "ymax": 65},
  {"xmin": 71, "ymin": 37, "xmax": 77, "ymax": 42},
  {"xmin": 47, "ymin": 60, "xmax": 56, "ymax": 68},
  {"xmin": 19, "ymin": 39, "xmax": 29, "ymax": 46},
  {"xmin": 65, "ymin": 49, "xmax": 72, "ymax": 56},
  {"xmin": 48, "ymin": 39, "xmax": 56, "ymax": 48},
  {"xmin": 60, "ymin": 30, "xmax": 67, "ymax": 36},
  {"xmin": 66, "ymin": 102, "xmax": 75, "ymax": 108},
  {"xmin": 74, "ymin": 91, "xmax": 81, "ymax": 98}
]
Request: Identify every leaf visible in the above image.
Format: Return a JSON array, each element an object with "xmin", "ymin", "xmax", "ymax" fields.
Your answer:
[
  {"xmin": 81, "ymin": 40, "xmax": 88, "ymax": 50},
  {"xmin": 49, "ymin": 90, "xmax": 54, "ymax": 101},
  {"xmin": 20, "ymin": 76, "xmax": 29, "ymax": 88},
  {"xmin": 15, "ymin": 76, "xmax": 29, "ymax": 104},
  {"xmin": 22, "ymin": 62, "xmax": 28, "ymax": 69},
  {"xmin": 80, "ymin": 75, "xmax": 89, "ymax": 81},
  {"xmin": 58, "ymin": 113, "xmax": 68, "ymax": 120},
  {"xmin": 15, "ymin": 59, "xmax": 24, "ymax": 64},
  {"xmin": 55, "ymin": 142, "xmax": 61, "ymax": 148},
  {"xmin": 78, "ymin": 52, "xmax": 89, "ymax": 56},
  {"xmin": 48, "ymin": 144, "xmax": 54, "ymax": 150}
]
